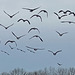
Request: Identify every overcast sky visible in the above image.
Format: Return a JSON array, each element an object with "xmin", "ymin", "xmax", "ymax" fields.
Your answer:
[{"xmin": 0, "ymin": 0, "xmax": 75, "ymax": 73}]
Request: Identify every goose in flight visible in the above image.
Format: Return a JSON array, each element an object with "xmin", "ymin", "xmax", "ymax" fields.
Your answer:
[
  {"xmin": 61, "ymin": 21, "xmax": 75, "ymax": 24},
  {"xmin": 30, "ymin": 14, "xmax": 42, "ymax": 22},
  {"xmin": 27, "ymin": 49, "xmax": 35, "ymax": 53},
  {"xmin": 26, "ymin": 46, "xmax": 44, "ymax": 51},
  {"xmin": 38, "ymin": 10, "xmax": 48, "ymax": 17},
  {"xmin": 11, "ymin": 32, "xmax": 26, "ymax": 40},
  {"xmin": 5, "ymin": 40, "xmax": 17, "ymax": 46},
  {"xmin": 54, "ymin": 12, "xmax": 67, "ymax": 19},
  {"xmin": 48, "ymin": 50, "xmax": 62, "ymax": 55},
  {"xmin": 57, "ymin": 63, "xmax": 62, "ymax": 66},
  {"xmin": 29, "ymin": 35, "xmax": 43, "ymax": 42},
  {"xmin": 3, "ymin": 10, "xmax": 19, "ymax": 18},
  {"xmin": 56, "ymin": 31, "xmax": 68, "ymax": 36},
  {"xmin": 0, "ymin": 50, "xmax": 10, "ymax": 55},
  {"xmin": 17, "ymin": 19, "xmax": 30, "ymax": 24},
  {"xmin": 28, "ymin": 27, "xmax": 40, "ymax": 33},
  {"xmin": 17, "ymin": 48, "xmax": 26, "ymax": 53},
  {"xmin": 0, "ymin": 23, "xmax": 14, "ymax": 29},
  {"xmin": 22, "ymin": 7, "xmax": 40, "ymax": 12},
  {"xmin": 58, "ymin": 10, "xmax": 71, "ymax": 14}
]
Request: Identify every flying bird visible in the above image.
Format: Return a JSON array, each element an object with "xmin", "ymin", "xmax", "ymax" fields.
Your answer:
[
  {"xmin": 38, "ymin": 10, "xmax": 48, "ymax": 17},
  {"xmin": 54, "ymin": 12, "xmax": 67, "ymax": 19},
  {"xmin": 56, "ymin": 31, "xmax": 68, "ymax": 36},
  {"xmin": 30, "ymin": 14, "xmax": 42, "ymax": 22},
  {"xmin": 17, "ymin": 48, "xmax": 26, "ymax": 53},
  {"xmin": 22, "ymin": 7, "xmax": 40, "ymax": 12},
  {"xmin": 5, "ymin": 40, "xmax": 17, "ymax": 46},
  {"xmin": 17, "ymin": 19, "xmax": 30, "ymax": 24},
  {"xmin": 27, "ymin": 49, "xmax": 35, "ymax": 53},
  {"xmin": 61, "ymin": 21, "xmax": 75, "ymax": 24},
  {"xmin": 3, "ymin": 10, "xmax": 19, "ymax": 18},
  {"xmin": 57, "ymin": 63, "xmax": 62, "ymax": 66},
  {"xmin": 48, "ymin": 50, "xmax": 62, "ymax": 55},
  {"xmin": 11, "ymin": 32, "xmax": 26, "ymax": 40},
  {"xmin": 0, "ymin": 23, "xmax": 14, "ymax": 29},
  {"xmin": 58, "ymin": 10, "xmax": 71, "ymax": 14},
  {"xmin": 29, "ymin": 35, "xmax": 43, "ymax": 42},
  {"xmin": 0, "ymin": 50, "xmax": 10, "ymax": 55},
  {"xmin": 28, "ymin": 27, "xmax": 40, "ymax": 33},
  {"xmin": 26, "ymin": 46, "xmax": 44, "ymax": 51}
]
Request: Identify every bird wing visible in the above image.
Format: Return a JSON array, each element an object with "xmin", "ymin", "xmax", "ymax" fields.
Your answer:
[
  {"xmin": 25, "ymin": 20, "xmax": 31, "ymax": 24},
  {"xmin": 5, "ymin": 40, "xmax": 10, "ymax": 45},
  {"xmin": 58, "ymin": 10, "xmax": 64, "ymax": 13},
  {"xmin": 60, "ymin": 15, "xmax": 67, "ymax": 18},
  {"xmin": 18, "ymin": 34, "xmax": 26, "ymax": 39},
  {"xmin": 56, "ymin": 31, "xmax": 61, "ymax": 35},
  {"xmin": 48, "ymin": 50, "xmax": 54, "ymax": 53},
  {"xmin": 30, "ymin": 14, "xmax": 42, "ymax": 22},
  {"xmin": 62, "ymin": 32, "xmax": 68, "ymax": 35},
  {"xmin": 12, "ymin": 11, "xmax": 19, "ymax": 17},
  {"xmin": 0, "ymin": 24, "xmax": 6, "ymax": 29},
  {"xmin": 33, "ymin": 7, "xmax": 40, "ymax": 10},
  {"xmin": 55, "ymin": 50, "xmax": 62, "ymax": 54},
  {"xmin": 11, "ymin": 32, "xmax": 18, "ymax": 38},
  {"xmin": 17, "ymin": 19, "xmax": 24, "ymax": 22},
  {"xmin": 38, "ymin": 36, "xmax": 43, "ymax": 42},
  {"xmin": 38, "ymin": 10, "xmax": 48, "ymax": 17},
  {"xmin": 6, "ymin": 23, "xmax": 14, "ymax": 28},
  {"xmin": 28, "ymin": 28, "xmax": 40, "ymax": 33},
  {"xmin": 26, "ymin": 46, "xmax": 34, "ymax": 49},
  {"xmin": 54, "ymin": 12, "xmax": 59, "ymax": 17},
  {"xmin": 3, "ymin": 10, "xmax": 11, "ymax": 17}
]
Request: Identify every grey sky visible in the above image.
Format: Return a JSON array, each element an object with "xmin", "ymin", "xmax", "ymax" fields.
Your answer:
[{"xmin": 0, "ymin": 0, "xmax": 75, "ymax": 73}]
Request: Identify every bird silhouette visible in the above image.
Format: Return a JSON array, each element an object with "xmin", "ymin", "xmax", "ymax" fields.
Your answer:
[
  {"xmin": 57, "ymin": 63, "xmax": 62, "ymax": 66},
  {"xmin": 17, "ymin": 19, "xmax": 30, "ymax": 24},
  {"xmin": 61, "ymin": 21, "xmax": 75, "ymax": 24},
  {"xmin": 58, "ymin": 10, "xmax": 71, "ymax": 14},
  {"xmin": 5, "ymin": 40, "xmax": 17, "ymax": 46},
  {"xmin": 30, "ymin": 14, "xmax": 42, "ymax": 22},
  {"xmin": 28, "ymin": 27, "xmax": 40, "ymax": 33},
  {"xmin": 11, "ymin": 32, "xmax": 26, "ymax": 40},
  {"xmin": 56, "ymin": 31, "xmax": 68, "ymax": 36},
  {"xmin": 38, "ymin": 10, "xmax": 48, "ymax": 17},
  {"xmin": 3, "ymin": 10, "xmax": 19, "ymax": 18},
  {"xmin": 48, "ymin": 50, "xmax": 62, "ymax": 55},
  {"xmin": 26, "ymin": 46, "xmax": 44, "ymax": 51},
  {"xmin": 54, "ymin": 12, "xmax": 67, "ymax": 19},
  {"xmin": 22, "ymin": 7, "xmax": 40, "ymax": 12},
  {"xmin": 0, "ymin": 23, "xmax": 14, "ymax": 29},
  {"xmin": 0, "ymin": 50, "xmax": 10, "ymax": 55},
  {"xmin": 27, "ymin": 49, "xmax": 35, "ymax": 53},
  {"xmin": 29, "ymin": 35, "xmax": 43, "ymax": 42},
  {"xmin": 17, "ymin": 48, "xmax": 26, "ymax": 53}
]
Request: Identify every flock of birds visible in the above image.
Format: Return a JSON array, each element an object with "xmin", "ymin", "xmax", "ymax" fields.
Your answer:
[{"xmin": 0, "ymin": 7, "xmax": 75, "ymax": 66}]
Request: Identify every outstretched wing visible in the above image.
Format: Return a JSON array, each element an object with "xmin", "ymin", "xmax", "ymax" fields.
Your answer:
[
  {"xmin": 55, "ymin": 50, "xmax": 62, "ymax": 54},
  {"xmin": 3, "ymin": 10, "xmax": 11, "ymax": 17},
  {"xmin": 11, "ymin": 32, "xmax": 18, "ymax": 38},
  {"xmin": 26, "ymin": 46, "xmax": 34, "ymax": 49},
  {"xmin": 28, "ymin": 28, "xmax": 40, "ymax": 33},
  {"xmin": 30, "ymin": 14, "xmax": 42, "ymax": 22},
  {"xmin": 62, "ymin": 32, "xmax": 68, "ymax": 35},
  {"xmin": 38, "ymin": 36, "xmax": 43, "ymax": 42},
  {"xmin": 48, "ymin": 50, "xmax": 54, "ymax": 54},
  {"xmin": 12, "ymin": 11, "xmax": 19, "ymax": 17},
  {"xmin": 56, "ymin": 31, "xmax": 61, "ymax": 35},
  {"xmin": 38, "ymin": 10, "xmax": 48, "ymax": 17},
  {"xmin": 17, "ymin": 18, "xmax": 24, "ymax": 22},
  {"xmin": 6, "ymin": 23, "xmax": 14, "ymax": 29},
  {"xmin": 0, "ymin": 24, "xmax": 6, "ymax": 29}
]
